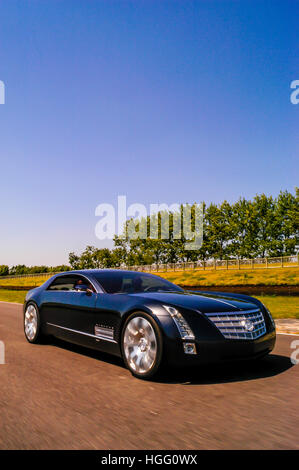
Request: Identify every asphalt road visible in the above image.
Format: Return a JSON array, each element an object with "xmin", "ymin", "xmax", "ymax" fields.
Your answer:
[{"xmin": 0, "ymin": 302, "xmax": 298, "ymax": 450}]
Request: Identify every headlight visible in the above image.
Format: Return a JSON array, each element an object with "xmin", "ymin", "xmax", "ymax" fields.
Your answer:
[
  {"xmin": 164, "ymin": 305, "xmax": 195, "ymax": 340},
  {"xmin": 263, "ymin": 304, "xmax": 276, "ymax": 330}
]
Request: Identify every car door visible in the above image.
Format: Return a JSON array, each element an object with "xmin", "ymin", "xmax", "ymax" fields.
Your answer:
[{"xmin": 41, "ymin": 274, "xmax": 97, "ymax": 344}]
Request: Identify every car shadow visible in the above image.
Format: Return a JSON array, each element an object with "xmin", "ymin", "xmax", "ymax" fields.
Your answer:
[
  {"xmin": 48, "ymin": 337, "xmax": 125, "ymax": 369},
  {"xmin": 154, "ymin": 354, "xmax": 294, "ymax": 385},
  {"xmin": 48, "ymin": 338, "xmax": 293, "ymax": 385}
]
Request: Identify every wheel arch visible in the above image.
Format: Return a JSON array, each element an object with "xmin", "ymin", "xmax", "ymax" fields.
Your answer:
[
  {"xmin": 117, "ymin": 306, "xmax": 165, "ymax": 346},
  {"xmin": 23, "ymin": 298, "xmax": 48, "ymax": 335},
  {"xmin": 23, "ymin": 298, "xmax": 39, "ymax": 315}
]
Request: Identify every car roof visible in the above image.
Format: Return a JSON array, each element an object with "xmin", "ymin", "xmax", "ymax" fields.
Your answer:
[{"xmin": 61, "ymin": 269, "xmax": 149, "ymax": 276}]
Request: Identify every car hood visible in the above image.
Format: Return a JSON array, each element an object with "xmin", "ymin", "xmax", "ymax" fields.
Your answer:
[{"xmin": 129, "ymin": 290, "xmax": 258, "ymax": 314}]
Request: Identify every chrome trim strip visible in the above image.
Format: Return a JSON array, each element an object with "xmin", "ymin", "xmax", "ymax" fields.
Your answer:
[
  {"xmin": 46, "ymin": 322, "xmax": 117, "ymax": 343},
  {"xmin": 198, "ymin": 296, "xmax": 241, "ymax": 309}
]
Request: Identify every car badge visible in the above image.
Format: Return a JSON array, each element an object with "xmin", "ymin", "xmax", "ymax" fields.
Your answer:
[{"xmin": 240, "ymin": 319, "xmax": 254, "ymax": 332}]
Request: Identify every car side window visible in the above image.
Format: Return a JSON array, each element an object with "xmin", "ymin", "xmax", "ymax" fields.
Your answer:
[{"xmin": 47, "ymin": 275, "xmax": 95, "ymax": 292}]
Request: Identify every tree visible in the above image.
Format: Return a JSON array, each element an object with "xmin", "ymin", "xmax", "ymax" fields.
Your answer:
[
  {"xmin": 273, "ymin": 189, "xmax": 299, "ymax": 255},
  {"xmin": 69, "ymin": 189, "xmax": 299, "ymax": 267},
  {"xmin": 69, "ymin": 252, "xmax": 81, "ymax": 270},
  {"xmin": 0, "ymin": 265, "xmax": 9, "ymax": 276}
]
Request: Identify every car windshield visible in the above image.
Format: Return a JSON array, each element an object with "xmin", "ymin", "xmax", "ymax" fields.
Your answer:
[{"xmin": 93, "ymin": 271, "xmax": 183, "ymax": 294}]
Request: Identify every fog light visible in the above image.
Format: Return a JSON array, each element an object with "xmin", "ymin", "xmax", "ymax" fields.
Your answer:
[{"xmin": 183, "ymin": 343, "xmax": 197, "ymax": 355}]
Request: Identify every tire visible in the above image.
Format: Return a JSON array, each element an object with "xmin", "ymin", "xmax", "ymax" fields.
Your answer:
[
  {"xmin": 24, "ymin": 302, "xmax": 44, "ymax": 344},
  {"xmin": 121, "ymin": 312, "xmax": 163, "ymax": 379}
]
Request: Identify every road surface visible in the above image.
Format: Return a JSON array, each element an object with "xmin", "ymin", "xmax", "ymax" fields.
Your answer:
[{"xmin": 0, "ymin": 301, "xmax": 298, "ymax": 449}]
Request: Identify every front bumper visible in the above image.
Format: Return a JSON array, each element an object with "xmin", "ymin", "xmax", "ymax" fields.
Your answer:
[
  {"xmin": 169, "ymin": 331, "xmax": 276, "ymax": 366},
  {"xmin": 158, "ymin": 308, "xmax": 276, "ymax": 366},
  {"xmin": 166, "ymin": 332, "xmax": 276, "ymax": 366}
]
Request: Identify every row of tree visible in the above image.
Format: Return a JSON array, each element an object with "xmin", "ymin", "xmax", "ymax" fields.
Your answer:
[
  {"xmin": 1, "ymin": 189, "xmax": 297, "ymax": 275},
  {"xmin": 0, "ymin": 265, "xmax": 70, "ymax": 277},
  {"xmin": 68, "ymin": 189, "xmax": 299, "ymax": 269}
]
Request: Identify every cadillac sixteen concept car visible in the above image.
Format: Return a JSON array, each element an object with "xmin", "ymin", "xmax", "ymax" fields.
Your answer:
[{"xmin": 24, "ymin": 270, "xmax": 276, "ymax": 378}]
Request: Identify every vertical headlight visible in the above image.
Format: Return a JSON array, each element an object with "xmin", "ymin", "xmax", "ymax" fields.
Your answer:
[{"xmin": 163, "ymin": 305, "xmax": 195, "ymax": 340}]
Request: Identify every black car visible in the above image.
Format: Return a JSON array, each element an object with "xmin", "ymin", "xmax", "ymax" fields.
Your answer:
[{"xmin": 24, "ymin": 269, "xmax": 276, "ymax": 378}]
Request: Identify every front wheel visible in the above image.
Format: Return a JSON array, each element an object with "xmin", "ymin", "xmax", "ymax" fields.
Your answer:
[
  {"xmin": 121, "ymin": 312, "xmax": 163, "ymax": 379},
  {"xmin": 24, "ymin": 303, "xmax": 43, "ymax": 343}
]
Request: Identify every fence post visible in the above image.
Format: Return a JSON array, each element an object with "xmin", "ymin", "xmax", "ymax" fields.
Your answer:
[
  {"xmin": 203, "ymin": 260, "xmax": 205, "ymax": 271},
  {"xmin": 238, "ymin": 259, "xmax": 240, "ymax": 270},
  {"xmin": 265, "ymin": 258, "xmax": 268, "ymax": 268},
  {"xmin": 214, "ymin": 259, "xmax": 216, "ymax": 270},
  {"xmin": 226, "ymin": 260, "xmax": 228, "ymax": 270},
  {"xmin": 281, "ymin": 256, "xmax": 283, "ymax": 268}
]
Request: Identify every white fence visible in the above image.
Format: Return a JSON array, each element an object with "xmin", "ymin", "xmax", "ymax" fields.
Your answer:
[
  {"xmin": 0, "ymin": 255, "xmax": 298, "ymax": 281},
  {"xmin": 126, "ymin": 255, "xmax": 299, "ymax": 273}
]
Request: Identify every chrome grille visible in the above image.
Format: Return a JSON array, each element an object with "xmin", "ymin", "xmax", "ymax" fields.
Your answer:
[{"xmin": 205, "ymin": 309, "xmax": 266, "ymax": 340}]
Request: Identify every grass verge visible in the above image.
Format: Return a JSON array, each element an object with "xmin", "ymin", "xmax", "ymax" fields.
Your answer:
[
  {"xmin": 0, "ymin": 290, "xmax": 26, "ymax": 303},
  {"xmin": 156, "ymin": 267, "xmax": 299, "ymax": 286},
  {"xmin": 255, "ymin": 295, "xmax": 299, "ymax": 319},
  {"xmin": 0, "ymin": 275, "xmax": 51, "ymax": 288}
]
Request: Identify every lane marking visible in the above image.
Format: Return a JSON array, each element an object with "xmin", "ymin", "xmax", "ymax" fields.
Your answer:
[{"xmin": 277, "ymin": 332, "xmax": 299, "ymax": 336}]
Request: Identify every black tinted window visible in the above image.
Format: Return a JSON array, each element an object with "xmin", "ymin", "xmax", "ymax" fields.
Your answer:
[
  {"xmin": 47, "ymin": 275, "xmax": 85, "ymax": 291},
  {"xmin": 93, "ymin": 271, "xmax": 182, "ymax": 294}
]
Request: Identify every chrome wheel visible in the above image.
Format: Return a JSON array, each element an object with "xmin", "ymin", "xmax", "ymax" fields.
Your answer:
[
  {"xmin": 24, "ymin": 304, "xmax": 38, "ymax": 341},
  {"xmin": 123, "ymin": 316, "xmax": 157, "ymax": 375}
]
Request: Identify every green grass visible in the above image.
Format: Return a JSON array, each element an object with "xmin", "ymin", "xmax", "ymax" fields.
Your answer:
[
  {"xmin": 0, "ymin": 290, "xmax": 26, "ymax": 303},
  {"xmin": 0, "ymin": 275, "xmax": 51, "ymax": 288},
  {"xmin": 254, "ymin": 295, "xmax": 299, "ymax": 319},
  {"xmin": 0, "ymin": 290, "xmax": 297, "ymax": 319},
  {"xmin": 156, "ymin": 267, "xmax": 299, "ymax": 287}
]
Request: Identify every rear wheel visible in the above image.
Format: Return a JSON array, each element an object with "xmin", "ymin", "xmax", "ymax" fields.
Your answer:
[
  {"xmin": 121, "ymin": 312, "xmax": 163, "ymax": 379},
  {"xmin": 24, "ymin": 303, "xmax": 43, "ymax": 344}
]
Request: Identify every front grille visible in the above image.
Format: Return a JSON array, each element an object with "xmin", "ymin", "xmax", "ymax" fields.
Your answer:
[{"xmin": 205, "ymin": 309, "xmax": 266, "ymax": 340}]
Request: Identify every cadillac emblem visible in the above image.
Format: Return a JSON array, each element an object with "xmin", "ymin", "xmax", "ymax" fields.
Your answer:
[{"xmin": 240, "ymin": 319, "xmax": 254, "ymax": 332}]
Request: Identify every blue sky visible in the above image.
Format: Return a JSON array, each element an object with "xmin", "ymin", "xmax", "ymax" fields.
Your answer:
[{"xmin": 0, "ymin": 0, "xmax": 298, "ymax": 266}]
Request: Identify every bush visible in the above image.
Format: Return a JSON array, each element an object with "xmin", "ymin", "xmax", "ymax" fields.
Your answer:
[{"xmin": 0, "ymin": 265, "xmax": 9, "ymax": 276}]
